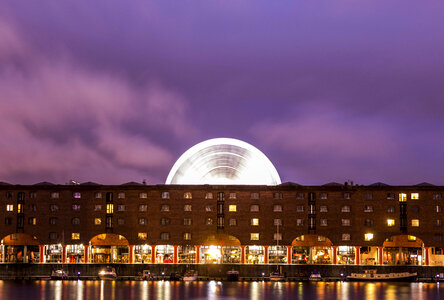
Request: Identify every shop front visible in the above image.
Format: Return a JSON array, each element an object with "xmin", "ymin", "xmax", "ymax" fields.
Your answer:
[
  {"xmin": 246, "ymin": 246, "xmax": 264, "ymax": 264},
  {"xmin": 1, "ymin": 234, "xmax": 40, "ymax": 263},
  {"xmin": 135, "ymin": 245, "xmax": 152, "ymax": 263},
  {"xmin": 89, "ymin": 234, "xmax": 129, "ymax": 263}
]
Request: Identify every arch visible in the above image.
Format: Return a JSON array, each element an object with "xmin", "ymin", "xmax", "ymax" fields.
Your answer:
[
  {"xmin": 382, "ymin": 235, "xmax": 424, "ymax": 265},
  {"xmin": 383, "ymin": 235, "xmax": 423, "ymax": 248},
  {"xmin": 0, "ymin": 234, "xmax": 41, "ymax": 263},
  {"xmin": 291, "ymin": 235, "xmax": 333, "ymax": 265},
  {"xmin": 1, "ymin": 233, "xmax": 40, "ymax": 245},
  {"xmin": 89, "ymin": 233, "xmax": 129, "ymax": 246},
  {"xmin": 291, "ymin": 235, "xmax": 333, "ymax": 247},
  {"xmin": 89, "ymin": 234, "xmax": 129, "ymax": 263},
  {"xmin": 201, "ymin": 233, "xmax": 241, "ymax": 246}
]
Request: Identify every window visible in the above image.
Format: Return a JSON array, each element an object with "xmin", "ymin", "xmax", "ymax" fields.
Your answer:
[
  {"xmin": 205, "ymin": 205, "xmax": 213, "ymax": 212},
  {"xmin": 250, "ymin": 193, "xmax": 259, "ymax": 199},
  {"xmin": 364, "ymin": 205, "xmax": 373, "ymax": 212},
  {"xmin": 296, "ymin": 219, "xmax": 304, "ymax": 226},
  {"xmin": 29, "ymin": 192, "xmax": 37, "ymax": 199},
  {"xmin": 94, "ymin": 218, "xmax": 102, "ymax": 225},
  {"xmin": 106, "ymin": 216, "xmax": 113, "ymax": 228},
  {"xmin": 364, "ymin": 193, "xmax": 373, "ymax": 200},
  {"xmin": 274, "ymin": 193, "xmax": 283, "ymax": 199},
  {"xmin": 94, "ymin": 192, "xmax": 102, "ymax": 199},
  {"xmin": 435, "ymin": 206, "xmax": 442, "ymax": 213},
  {"xmin": 318, "ymin": 236, "xmax": 326, "ymax": 242},
  {"xmin": 229, "ymin": 218, "xmax": 237, "ymax": 226},
  {"xmin": 117, "ymin": 218, "xmax": 125, "ymax": 226},
  {"xmin": 17, "ymin": 204, "xmax": 23, "ymax": 213},
  {"xmin": 342, "ymin": 219, "xmax": 350, "ymax": 226},
  {"xmin": 139, "ymin": 204, "xmax": 148, "ymax": 212},
  {"xmin": 118, "ymin": 193, "xmax": 125, "ymax": 199},
  {"xmin": 28, "ymin": 204, "xmax": 37, "ymax": 211},
  {"xmin": 72, "ymin": 204, "xmax": 81, "ymax": 211},
  {"xmin": 342, "ymin": 233, "xmax": 351, "ymax": 241},
  {"xmin": 71, "ymin": 217, "xmax": 80, "ymax": 225},
  {"xmin": 364, "ymin": 233, "xmax": 374, "ymax": 241},
  {"xmin": 28, "ymin": 217, "xmax": 37, "ymax": 225},
  {"xmin": 319, "ymin": 206, "xmax": 328, "ymax": 212},
  {"xmin": 4, "ymin": 218, "xmax": 12, "ymax": 225},
  {"xmin": 342, "ymin": 193, "xmax": 351, "ymax": 199},
  {"xmin": 229, "ymin": 193, "xmax": 236, "ymax": 199},
  {"xmin": 274, "ymin": 233, "xmax": 282, "ymax": 241},
  {"xmin": 320, "ymin": 193, "xmax": 328, "ymax": 200},
  {"xmin": 6, "ymin": 204, "xmax": 13, "ymax": 212},
  {"xmin": 251, "ymin": 218, "xmax": 259, "ymax": 226},
  {"xmin": 410, "ymin": 206, "xmax": 419, "ymax": 213},
  {"xmin": 296, "ymin": 205, "xmax": 304, "ymax": 212},
  {"xmin": 274, "ymin": 219, "xmax": 282, "ymax": 226},
  {"xmin": 51, "ymin": 192, "xmax": 60, "ymax": 199},
  {"xmin": 434, "ymin": 234, "xmax": 443, "ymax": 242},
  {"xmin": 341, "ymin": 205, "xmax": 350, "ymax": 213},
  {"xmin": 138, "ymin": 233, "xmax": 147, "ymax": 240},
  {"xmin": 320, "ymin": 219, "xmax": 328, "ymax": 226},
  {"xmin": 206, "ymin": 218, "xmax": 213, "ymax": 225},
  {"xmin": 387, "ymin": 219, "xmax": 395, "ymax": 227},
  {"xmin": 117, "ymin": 205, "xmax": 125, "ymax": 212},
  {"xmin": 183, "ymin": 192, "xmax": 192, "ymax": 199},
  {"xmin": 183, "ymin": 218, "xmax": 192, "ymax": 225},
  {"xmin": 229, "ymin": 205, "xmax": 237, "ymax": 212},
  {"xmin": 387, "ymin": 193, "xmax": 395, "ymax": 200},
  {"xmin": 138, "ymin": 218, "xmax": 146, "ymax": 225},
  {"xmin": 106, "ymin": 204, "xmax": 114, "ymax": 214},
  {"xmin": 273, "ymin": 205, "xmax": 282, "ymax": 212},
  {"xmin": 407, "ymin": 235, "xmax": 416, "ymax": 241},
  {"xmin": 160, "ymin": 232, "xmax": 170, "ymax": 240},
  {"xmin": 49, "ymin": 232, "xmax": 58, "ymax": 240},
  {"xmin": 50, "ymin": 204, "xmax": 59, "ymax": 212},
  {"xmin": 387, "ymin": 206, "xmax": 395, "ymax": 213},
  {"xmin": 161, "ymin": 218, "xmax": 170, "ymax": 225},
  {"xmin": 250, "ymin": 205, "xmax": 259, "ymax": 212},
  {"xmin": 184, "ymin": 204, "xmax": 192, "ymax": 211},
  {"xmin": 161, "ymin": 205, "xmax": 170, "ymax": 212},
  {"xmin": 205, "ymin": 193, "xmax": 213, "ymax": 199},
  {"xmin": 161, "ymin": 192, "xmax": 170, "ymax": 199},
  {"xmin": 183, "ymin": 233, "xmax": 192, "ymax": 240},
  {"xmin": 72, "ymin": 233, "xmax": 80, "ymax": 240},
  {"xmin": 49, "ymin": 217, "xmax": 58, "ymax": 225},
  {"xmin": 411, "ymin": 193, "xmax": 419, "ymax": 200},
  {"xmin": 435, "ymin": 220, "xmax": 442, "ymax": 227},
  {"xmin": 250, "ymin": 233, "xmax": 259, "ymax": 240},
  {"xmin": 139, "ymin": 193, "xmax": 148, "ymax": 199},
  {"xmin": 411, "ymin": 219, "xmax": 419, "ymax": 227},
  {"xmin": 364, "ymin": 219, "xmax": 374, "ymax": 227},
  {"xmin": 296, "ymin": 193, "xmax": 304, "ymax": 199},
  {"xmin": 73, "ymin": 192, "xmax": 81, "ymax": 199},
  {"xmin": 399, "ymin": 193, "xmax": 407, "ymax": 202},
  {"xmin": 434, "ymin": 193, "xmax": 443, "ymax": 200}
]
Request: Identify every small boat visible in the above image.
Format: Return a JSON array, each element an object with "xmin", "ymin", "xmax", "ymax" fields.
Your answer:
[
  {"xmin": 142, "ymin": 270, "xmax": 154, "ymax": 280},
  {"xmin": 51, "ymin": 269, "xmax": 68, "ymax": 280},
  {"xmin": 347, "ymin": 270, "xmax": 417, "ymax": 282},
  {"xmin": 435, "ymin": 273, "xmax": 444, "ymax": 282},
  {"xmin": 227, "ymin": 269, "xmax": 239, "ymax": 281},
  {"xmin": 98, "ymin": 266, "xmax": 117, "ymax": 280},
  {"xmin": 309, "ymin": 271, "xmax": 322, "ymax": 281},
  {"xmin": 183, "ymin": 270, "xmax": 198, "ymax": 281},
  {"xmin": 269, "ymin": 270, "xmax": 285, "ymax": 281}
]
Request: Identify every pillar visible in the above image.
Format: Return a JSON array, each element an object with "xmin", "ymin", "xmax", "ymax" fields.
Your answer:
[
  {"xmin": 424, "ymin": 247, "xmax": 430, "ymax": 266},
  {"xmin": 332, "ymin": 246, "xmax": 338, "ymax": 265},
  {"xmin": 220, "ymin": 245, "xmax": 224, "ymax": 264},
  {"xmin": 62, "ymin": 245, "xmax": 67, "ymax": 263},
  {"xmin": 39, "ymin": 245, "xmax": 45, "ymax": 263},
  {"xmin": 378, "ymin": 246, "xmax": 383, "ymax": 265},
  {"xmin": 286, "ymin": 246, "xmax": 292, "ymax": 264},
  {"xmin": 151, "ymin": 245, "xmax": 157, "ymax": 263},
  {"xmin": 355, "ymin": 246, "xmax": 361, "ymax": 265},
  {"xmin": 264, "ymin": 246, "xmax": 269, "ymax": 264},
  {"xmin": 241, "ymin": 246, "xmax": 246, "ymax": 264},
  {"xmin": 128, "ymin": 245, "xmax": 134, "ymax": 264},
  {"xmin": 84, "ymin": 244, "xmax": 89, "ymax": 263},
  {"xmin": 173, "ymin": 245, "xmax": 178, "ymax": 264},
  {"xmin": 195, "ymin": 245, "xmax": 200, "ymax": 264}
]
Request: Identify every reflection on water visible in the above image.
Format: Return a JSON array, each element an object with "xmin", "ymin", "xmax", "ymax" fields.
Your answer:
[{"xmin": 0, "ymin": 280, "xmax": 443, "ymax": 300}]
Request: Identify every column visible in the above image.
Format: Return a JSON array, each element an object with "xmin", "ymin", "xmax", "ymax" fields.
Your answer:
[
  {"xmin": 355, "ymin": 246, "xmax": 361, "ymax": 265},
  {"xmin": 286, "ymin": 246, "xmax": 292, "ymax": 264},
  {"xmin": 332, "ymin": 246, "xmax": 338, "ymax": 265},
  {"xmin": 128, "ymin": 245, "xmax": 134, "ymax": 264},
  {"xmin": 84, "ymin": 244, "xmax": 89, "ymax": 263},
  {"xmin": 62, "ymin": 245, "xmax": 67, "ymax": 263},
  {"xmin": 195, "ymin": 245, "xmax": 200, "ymax": 264},
  {"xmin": 220, "ymin": 246, "xmax": 224, "ymax": 264},
  {"xmin": 173, "ymin": 245, "xmax": 178, "ymax": 264},
  {"xmin": 424, "ymin": 247, "xmax": 430, "ymax": 266},
  {"xmin": 39, "ymin": 245, "xmax": 45, "ymax": 263},
  {"xmin": 378, "ymin": 247, "xmax": 383, "ymax": 265},
  {"xmin": 151, "ymin": 245, "xmax": 157, "ymax": 263},
  {"xmin": 241, "ymin": 246, "xmax": 246, "ymax": 264},
  {"xmin": 264, "ymin": 246, "xmax": 269, "ymax": 264}
]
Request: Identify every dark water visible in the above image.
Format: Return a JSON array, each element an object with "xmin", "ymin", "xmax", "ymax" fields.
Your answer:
[{"xmin": 0, "ymin": 280, "xmax": 443, "ymax": 300}]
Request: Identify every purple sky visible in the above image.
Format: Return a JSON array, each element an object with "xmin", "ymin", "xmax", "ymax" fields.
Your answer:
[{"xmin": 1, "ymin": 1, "xmax": 444, "ymax": 185}]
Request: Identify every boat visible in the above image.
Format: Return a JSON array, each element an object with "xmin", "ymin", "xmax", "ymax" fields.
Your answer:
[
  {"xmin": 183, "ymin": 270, "xmax": 198, "ymax": 281},
  {"xmin": 309, "ymin": 270, "xmax": 322, "ymax": 281},
  {"xmin": 227, "ymin": 269, "xmax": 239, "ymax": 281},
  {"xmin": 435, "ymin": 273, "xmax": 444, "ymax": 282},
  {"xmin": 347, "ymin": 270, "xmax": 417, "ymax": 281},
  {"xmin": 269, "ymin": 222, "xmax": 285, "ymax": 281},
  {"xmin": 142, "ymin": 270, "xmax": 154, "ymax": 280},
  {"xmin": 51, "ymin": 269, "xmax": 68, "ymax": 280},
  {"xmin": 98, "ymin": 266, "xmax": 117, "ymax": 280}
]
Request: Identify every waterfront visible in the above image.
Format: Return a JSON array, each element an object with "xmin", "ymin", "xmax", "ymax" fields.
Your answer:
[{"xmin": 0, "ymin": 280, "xmax": 443, "ymax": 300}]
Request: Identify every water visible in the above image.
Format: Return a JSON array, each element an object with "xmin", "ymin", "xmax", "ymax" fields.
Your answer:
[{"xmin": 0, "ymin": 280, "xmax": 442, "ymax": 300}]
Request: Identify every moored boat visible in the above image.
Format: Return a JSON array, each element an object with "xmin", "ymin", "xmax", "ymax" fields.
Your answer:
[
  {"xmin": 98, "ymin": 266, "xmax": 117, "ymax": 280},
  {"xmin": 183, "ymin": 270, "xmax": 198, "ymax": 281},
  {"xmin": 227, "ymin": 269, "xmax": 239, "ymax": 281},
  {"xmin": 270, "ymin": 270, "xmax": 285, "ymax": 281},
  {"xmin": 51, "ymin": 269, "xmax": 68, "ymax": 280},
  {"xmin": 347, "ymin": 270, "xmax": 417, "ymax": 281},
  {"xmin": 309, "ymin": 271, "xmax": 322, "ymax": 281}
]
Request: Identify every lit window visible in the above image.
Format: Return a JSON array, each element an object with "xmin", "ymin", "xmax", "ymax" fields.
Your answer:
[
  {"xmin": 250, "ymin": 233, "xmax": 259, "ymax": 240},
  {"xmin": 117, "ymin": 205, "xmax": 125, "ymax": 212},
  {"xmin": 6, "ymin": 204, "xmax": 13, "ymax": 212},
  {"xmin": 319, "ymin": 206, "xmax": 328, "ymax": 212},
  {"xmin": 408, "ymin": 235, "xmax": 416, "ymax": 241},
  {"xmin": 106, "ymin": 204, "xmax": 114, "ymax": 214},
  {"xmin": 399, "ymin": 193, "xmax": 407, "ymax": 202},
  {"xmin": 94, "ymin": 218, "xmax": 101, "ymax": 225},
  {"xmin": 296, "ymin": 205, "xmax": 304, "ymax": 212},
  {"xmin": 342, "ymin": 219, "xmax": 350, "ymax": 226},
  {"xmin": 51, "ymin": 192, "xmax": 60, "ymax": 199},
  {"xmin": 387, "ymin": 219, "xmax": 395, "ymax": 227},
  {"xmin": 205, "ymin": 193, "xmax": 213, "ymax": 199},
  {"xmin": 28, "ymin": 217, "xmax": 37, "ymax": 225},
  {"xmin": 296, "ymin": 219, "xmax": 304, "ymax": 226},
  {"xmin": 274, "ymin": 219, "xmax": 282, "ymax": 226},
  {"xmin": 206, "ymin": 218, "xmax": 213, "ymax": 225},
  {"xmin": 274, "ymin": 233, "xmax": 282, "ymax": 240},
  {"xmin": 342, "ymin": 233, "xmax": 351, "ymax": 241},
  {"xmin": 229, "ymin": 205, "xmax": 237, "ymax": 212},
  {"xmin": 251, "ymin": 218, "xmax": 259, "ymax": 226},
  {"xmin": 73, "ymin": 192, "xmax": 81, "ymax": 199},
  {"xmin": 205, "ymin": 205, "xmax": 213, "ymax": 212},
  {"xmin": 72, "ymin": 233, "xmax": 80, "ymax": 240},
  {"xmin": 139, "ymin": 193, "xmax": 147, "ymax": 199},
  {"xmin": 229, "ymin": 218, "xmax": 237, "ymax": 226},
  {"xmin": 273, "ymin": 205, "xmax": 282, "ymax": 212},
  {"xmin": 139, "ymin": 204, "xmax": 148, "ymax": 212},
  {"xmin": 273, "ymin": 193, "xmax": 283, "ymax": 199},
  {"xmin": 320, "ymin": 219, "xmax": 328, "ymax": 226},
  {"xmin": 341, "ymin": 205, "xmax": 351, "ymax": 213},
  {"xmin": 160, "ymin": 232, "xmax": 170, "ymax": 240},
  {"xmin": 250, "ymin": 193, "xmax": 259, "ymax": 199},
  {"xmin": 318, "ymin": 236, "xmax": 326, "ymax": 242},
  {"xmin": 183, "ymin": 233, "xmax": 191, "ymax": 240},
  {"xmin": 184, "ymin": 204, "xmax": 192, "ymax": 211},
  {"xmin": 364, "ymin": 205, "xmax": 373, "ymax": 212},
  {"xmin": 138, "ymin": 233, "xmax": 147, "ymax": 240},
  {"xmin": 364, "ymin": 233, "xmax": 374, "ymax": 241},
  {"xmin": 411, "ymin": 219, "xmax": 419, "ymax": 227},
  {"xmin": 71, "ymin": 218, "xmax": 80, "ymax": 225},
  {"xmin": 342, "ymin": 193, "xmax": 351, "ymax": 199},
  {"xmin": 94, "ymin": 205, "xmax": 102, "ymax": 211},
  {"xmin": 435, "ymin": 206, "xmax": 442, "ymax": 213},
  {"xmin": 364, "ymin": 193, "xmax": 373, "ymax": 200},
  {"xmin": 161, "ymin": 205, "xmax": 170, "ymax": 212},
  {"xmin": 183, "ymin": 218, "xmax": 192, "ymax": 225},
  {"xmin": 411, "ymin": 193, "xmax": 419, "ymax": 200},
  {"xmin": 94, "ymin": 192, "xmax": 102, "ymax": 199},
  {"xmin": 229, "ymin": 193, "xmax": 236, "ymax": 199},
  {"xmin": 183, "ymin": 192, "xmax": 192, "ymax": 199},
  {"xmin": 161, "ymin": 192, "xmax": 170, "ymax": 199},
  {"xmin": 118, "ymin": 193, "xmax": 125, "ymax": 199},
  {"xmin": 72, "ymin": 204, "xmax": 81, "ymax": 211},
  {"xmin": 161, "ymin": 218, "xmax": 170, "ymax": 225},
  {"xmin": 250, "ymin": 205, "xmax": 259, "ymax": 212},
  {"xmin": 320, "ymin": 193, "xmax": 327, "ymax": 200}
]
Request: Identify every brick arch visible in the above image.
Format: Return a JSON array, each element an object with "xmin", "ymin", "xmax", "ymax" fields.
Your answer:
[
  {"xmin": 382, "ymin": 235, "xmax": 424, "ymax": 248},
  {"xmin": 200, "ymin": 233, "xmax": 241, "ymax": 246},
  {"xmin": 89, "ymin": 233, "xmax": 129, "ymax": 246},
  {"xmin": 1, "ymin": 233, "xmax": 41, "ymax": 245},
  {"xmin": 291, "ymin": 234, "xmax": 333, "ymax": 247}
]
